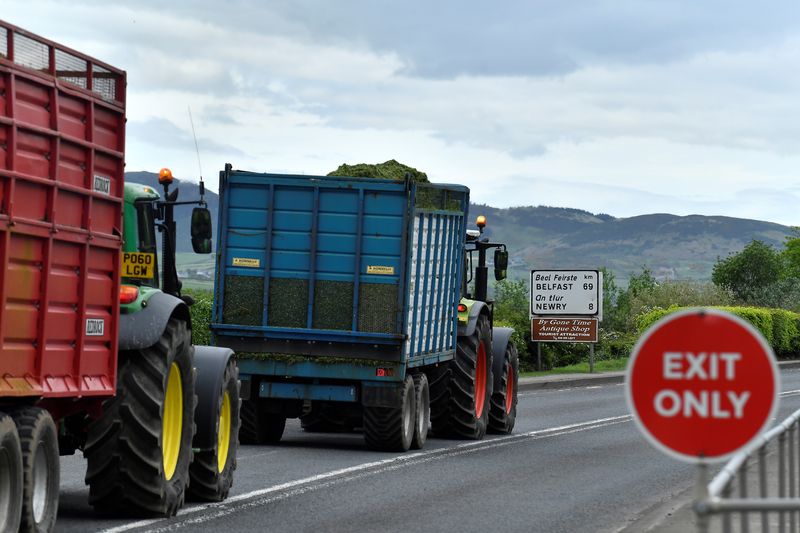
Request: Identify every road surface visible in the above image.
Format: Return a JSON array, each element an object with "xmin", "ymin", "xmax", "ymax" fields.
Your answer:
[{"xmin": 54, "ymin": 368, "xmax": 800, "ymax": 533}]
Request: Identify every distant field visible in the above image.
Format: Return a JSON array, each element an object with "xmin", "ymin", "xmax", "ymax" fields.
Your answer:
[
  {"xmin": 176, "ymin": 252, "xmax": 215, "ymax": 291},
  {"xmin": 176, "ymin": 252, "xmax": 215, "ymax": 269},
  {"xmin": 181, "ymin": 278, "xmax": 213, "ymax": 291}
]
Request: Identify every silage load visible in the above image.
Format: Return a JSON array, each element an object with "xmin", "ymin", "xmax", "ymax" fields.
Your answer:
[
  {"xmin": 328, "ymin": 159, "xmax": 429, "ymax": 183},
  {"xmin": 328, "ymin": 160, "xmax": 463, "ymax": 211}
]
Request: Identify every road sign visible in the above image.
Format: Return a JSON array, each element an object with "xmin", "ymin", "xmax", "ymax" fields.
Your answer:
[
  {"xmin": 530, "ymin": 270, "xmax": 601, "ymax": 318},
  {"xmin": 532, "ymin": 317, "xmax": 598, "ymax": 343},
  {"xmin": 626, "ymin": 308, "xmax": 779, "ymax": 463}
]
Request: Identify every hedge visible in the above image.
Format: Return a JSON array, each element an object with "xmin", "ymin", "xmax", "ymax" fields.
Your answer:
[
  {"xmin": 636, "ymin": 306, "xmax": 800, "ymax": 359},
  {"xmin": 184, "ymin": 288, "xmax": 214, "ymax": 346}
]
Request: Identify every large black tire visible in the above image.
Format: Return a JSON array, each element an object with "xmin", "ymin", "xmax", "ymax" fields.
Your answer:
[
  {"xmin": 189, "ymin": 358, "xmax": 240, "ymax": 502},
  {"xmin": 363, "ymin": 374, "xmax": 415, "ymax": 452},
  {"xmin": 430, "ymin": 313, "xmax": 493, "ymax": 439},
  {"xmin": 239, "ymin": 400, "xmax": 286, "ymax": 444},
  {"xmin": 411, "ymin": 373, "xmax": 429, "ymax": 450},
  {"xmin": 12, "ymin": 407, "xmax": 59, "ymax": 533},
  {"xmin": 0, "ymin": 412, "xmax": 23, "ymax": 533},
  {"xmin": 488, "ymin": 340, "xmax": 519, "ymax": 434},
  {"xmin": 85, "ymin": 318, "xmax": 195, "ymax": 517}
]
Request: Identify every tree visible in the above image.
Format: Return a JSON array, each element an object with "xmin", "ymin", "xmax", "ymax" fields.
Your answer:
[
  {"xmin": 599, "ymin": 267, "xmax": 623, "ymax": 330},
  {"xmin": 493, "ymin": 279, "xmax": 531, "ymax": 367},
  {"xmin": 494, "ymin": 278, "xmax": 529, "ymax": 322},
  {"xmin": 712, "ymin": 240, "xmax": 785, "ymax": 303},
  {"xmin": 783, "ymin": 228, "xmax": 800, "ymax": 278},
  {"xmin": 612, "ymin": 267, "xmax": 657, "ymax": 332}
]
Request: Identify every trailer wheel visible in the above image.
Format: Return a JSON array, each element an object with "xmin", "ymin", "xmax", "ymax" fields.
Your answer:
[
  {"xmin": 85, "ymin": 318, "xmax": 195, "ymax": 517},
  {"xmin": 488, "ymin": 341, "xmax": 519, "ymax": 434},
  {"xmin": 189, "ymin": 358, "xmax": 240, "ymax": 501},
  {"xmin": 430, "ymin": 313, "xmax": 493, "ymax": 439},
  {"xmin": 411, "ymin": 374, "xmax": 429, "ymax": 450},
  {"xmin": 363, "ymin": 374, "xmax": 415, "ymax": 452},
  {"xmin": 12, "ymin": 407, "xmax": 59, "ymax": 533},
  {"xmin": 0, "ymin": 412, "xmax": 23, "ymax": 533},
  {"xmin": 239, "ymin": 400, "xmax": 286, "ymax": 444}
]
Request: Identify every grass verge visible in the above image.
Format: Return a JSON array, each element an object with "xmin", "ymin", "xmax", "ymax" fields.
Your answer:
[{"xmin": 521, "ymin": 357, "xmax": 629, "ymax": 377}]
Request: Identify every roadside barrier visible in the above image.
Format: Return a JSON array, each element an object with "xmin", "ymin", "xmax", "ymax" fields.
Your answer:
[{"xmin": 695, "ymin": 407, "xmax": 800, "ymax": 532}]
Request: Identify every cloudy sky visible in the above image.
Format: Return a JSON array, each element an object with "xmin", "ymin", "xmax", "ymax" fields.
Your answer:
[{"xmin": 6, "ymin": 1, "xmax": 800, "ymax": 225}]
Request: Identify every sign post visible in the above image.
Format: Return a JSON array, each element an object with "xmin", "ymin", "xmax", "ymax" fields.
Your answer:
[
  {"xmin": 530, "ymin": 270, "xmax": 601, "ymax": 318},
  {"xmin": 626, "ymin": 308, "xmax": 779, "ymax": 531},
  {"xmin": 530, "ymin": 269, "xmax": 602, "ymax": 371}
]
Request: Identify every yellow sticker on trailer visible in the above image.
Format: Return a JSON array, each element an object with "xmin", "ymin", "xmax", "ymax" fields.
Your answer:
[
  {"xmin": 122, "ymin": 252, "xmax": 155, "ymax": 279},
  {"xmin": 233, "ymin": 257, "xmax": 261, "ymax": 268},
  {"xmin": 367, "ymin": 265, "xmax": 395, "ymax": 275}
]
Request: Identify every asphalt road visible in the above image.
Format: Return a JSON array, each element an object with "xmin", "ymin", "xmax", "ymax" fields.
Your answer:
[{"xmin": 54, "ymin": 368, "xmax": 800, "ymax": 533}]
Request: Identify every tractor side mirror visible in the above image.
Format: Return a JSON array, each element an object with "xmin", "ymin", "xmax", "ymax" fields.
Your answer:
[
  {"xmin": 494, "ymin": 249, "xmax": 508, "ymax": 281},
  {"xmin": 191, "ymin": 207, "xmax": 213, "ymax": 254}
]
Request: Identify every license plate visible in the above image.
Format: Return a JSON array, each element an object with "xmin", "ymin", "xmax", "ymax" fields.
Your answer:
[{"xmin": 122, "ymin": 252, "xmax": 155, "ymax": 279}]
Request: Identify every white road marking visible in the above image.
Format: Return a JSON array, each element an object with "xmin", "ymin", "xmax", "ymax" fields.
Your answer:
[{"xmin": 98, "ymin": 414, "xmax": 632, "ymax": 533}]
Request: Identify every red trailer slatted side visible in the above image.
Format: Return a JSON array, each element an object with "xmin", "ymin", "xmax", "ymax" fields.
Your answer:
[{"xmin": 0, "ymin": 20, "xmax": 125, "ymax": 398}]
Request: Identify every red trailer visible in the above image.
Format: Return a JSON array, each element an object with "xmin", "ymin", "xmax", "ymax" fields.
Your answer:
[
  {"xmin": 0, "ymin": 19, "xmax": 125, "ymax": 531},
  {"xmin": 1, "ymin": 21, "xmax": 241, "ymax": 532}
]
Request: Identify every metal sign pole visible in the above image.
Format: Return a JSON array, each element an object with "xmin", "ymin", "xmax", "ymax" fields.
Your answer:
[
  {"xmin": 589, "ymin": 343, "xmax": 595, "ymax": 374},
  {"xmin": 537, "ymin": 342, "xmax": 542, "ymax": 371},
  {"xmin": 694, "ymin": 460, "xmax": 710, "ymax": 533}
]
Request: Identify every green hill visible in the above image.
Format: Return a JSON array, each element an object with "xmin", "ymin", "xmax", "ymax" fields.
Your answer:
[
  {"xmin": 473, "ymin": 204, "xmax": 792, "ymax": 283},
  {"xmin": 124, "ymin": 171, "xmax": 793, "ymax": 284}
]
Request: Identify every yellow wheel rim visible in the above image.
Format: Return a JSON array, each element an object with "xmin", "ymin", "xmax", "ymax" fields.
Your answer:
[
  {"xmin": 163, "ymin": 362, "xmax": 183, "ymax": 481},
  {"xmin": 217, "ymin": 391, "xmax": 232, "ymax": 473}
]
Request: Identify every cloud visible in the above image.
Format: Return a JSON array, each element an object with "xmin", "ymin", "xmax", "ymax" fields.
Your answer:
[
  {"xmin": 6, "ymin": 0, "xmax": 800, "ymax": 227},
  {"xmin": 127, "ymin": 117, "xmax": 246, "ymax": 155}
]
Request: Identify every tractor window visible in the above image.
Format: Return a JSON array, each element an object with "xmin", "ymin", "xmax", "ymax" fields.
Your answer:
[
  {"xmin": 136, "ymin": 202, "xmax": 157, "ymax": 254},
  {"xmin": 131, "ymin": 201, "xmax": 159, "ymax": 288}
]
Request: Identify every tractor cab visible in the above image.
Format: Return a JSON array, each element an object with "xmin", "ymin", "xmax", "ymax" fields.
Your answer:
[
  {"xmin": 120, "ymin": 168, "xmax": 213, "ymax": 307},
  {"xmin": 462, "ymin": 215, "xmax": 509, "ymax": 303}
]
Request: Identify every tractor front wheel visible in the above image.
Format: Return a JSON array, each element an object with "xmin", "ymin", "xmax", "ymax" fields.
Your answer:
[
  {"xmin": 488, "ymin": 340, "xmax": 519, "ymax": 434},
  {"xmin": 189, "ymin": 357, "xmax": 240, "ymax": 502}
]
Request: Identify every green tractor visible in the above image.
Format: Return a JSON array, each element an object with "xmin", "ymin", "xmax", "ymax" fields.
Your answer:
[
  {"xmin": 429, "ymin": 214, "xmax": 518, "ymax": 439},
  {"xmin": 82, "ymin": 168, "xmax": 241, "ymax": 516}
]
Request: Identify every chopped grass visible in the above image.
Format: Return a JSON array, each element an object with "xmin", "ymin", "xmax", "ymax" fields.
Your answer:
[{"xmin": 521, "ymin": 357, "xmax": 629, "ymax": 377}]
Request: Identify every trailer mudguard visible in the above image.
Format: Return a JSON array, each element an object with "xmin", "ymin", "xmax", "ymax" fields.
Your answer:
[
  {"xmin": 491, "ymin": 327, "xmax": 515, "ymax": 391},
  {"xmin": 193, "ymin": 346, "xmax": 236, "ymax": 450},
  {"xmin": 118, "ymin": 291, "xmax": 191, "ymax": 351},
  {"xmin": 457, "ymin": 300, "xmax": 490, "ymax": 338}
]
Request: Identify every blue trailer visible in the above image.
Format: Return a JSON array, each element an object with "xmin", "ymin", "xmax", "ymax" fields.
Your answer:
[{"xmin": 211, "ymin": 164, "xmax": 519, "ymax": 451}]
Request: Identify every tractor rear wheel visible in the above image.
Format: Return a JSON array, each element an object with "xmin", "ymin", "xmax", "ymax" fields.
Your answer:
[
  {"xmin": 85, "ymin": 318, "xmax": 195, "ymax": 517},
  {"xmin": 488, "ymin": 341, "xmax": 519, "ymax": 434},
  {"xmin": 239, "ymin": 400, "xmax": 286, "ymax": 444},
  {"xmin": 189, "ymin": 358, "xmax": 240, "ymax": 501},
  {"xmin": 13, "ymin": 407, "xmax": 59, "ymax": 533},
  {"xmin": 363, "ymin": 374, "xmax": 415, "ymax": 452},
  {"xmin": 0, "ymin": 412, "xmax": 23, "ymax": 533},
  {"xmin": 430, "ymin": 313, "xmax": 493, "ymax": 439}
]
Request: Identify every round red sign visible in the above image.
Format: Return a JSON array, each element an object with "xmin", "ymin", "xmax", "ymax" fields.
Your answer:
[{"xmin": 626, "ymin": 308, "xmax": 779, "ymax": 463}]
